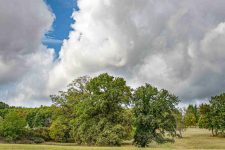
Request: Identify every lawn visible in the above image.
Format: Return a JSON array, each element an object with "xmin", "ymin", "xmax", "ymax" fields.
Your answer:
[{"xmin": 0, "ymin": 128, "xmax": 224, "ymax": 150}]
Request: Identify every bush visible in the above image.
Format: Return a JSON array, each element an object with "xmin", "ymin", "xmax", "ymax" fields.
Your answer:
[
  {"xmin": 96, "ymin": 125, "xmax": 127, "ymax": 146},
  {"xmin": 1, "ymin": 111, "xmax": 26, "ymax": 141},
  {"xmin": 30, "ymin": 137, "xmax": 45, "ymax": 144},
  {"xmin": 26, "ymin": 128, "xmax": 51, "ymax": 141},
  {"xmin": 5, "ymin": 136, "xmax": 14, "ymax": 143},
  {"xmin": 49, "ymin": 117, "xmax": 70, "ymax": 142},
  {"xmin": 16, "ymin": 139, "xmax": 34, "ymax": 144}
]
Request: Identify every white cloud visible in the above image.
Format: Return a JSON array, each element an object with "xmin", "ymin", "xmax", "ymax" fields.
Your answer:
[
  {"xmin": 49, "ymin": 0, "xmax": 225, "ymax": 104},
  {"xmin": 0, "ymin": 0, "xmax": 55, "ymax": 106},
  {"xmin": 1, "ymin": 0, "xmax": 225, "ymax": 106}
]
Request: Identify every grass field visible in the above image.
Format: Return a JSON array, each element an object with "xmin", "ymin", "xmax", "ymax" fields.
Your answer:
[{"xmin": 0, "ymin": 128, "xmax": 224, "ymax": 150}]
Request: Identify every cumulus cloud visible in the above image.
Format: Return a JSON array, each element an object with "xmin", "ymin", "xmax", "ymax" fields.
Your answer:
[
  {"xmin": 0, "ymin": 0, "xmax": 54, "ymax": 106},
  {"xmin": 1, "ymin": 0, "xmax": 225, "ymax": 106},
  {"xmin": 49, "ymin": 0, "xmax": 225, "ymax": 104}
]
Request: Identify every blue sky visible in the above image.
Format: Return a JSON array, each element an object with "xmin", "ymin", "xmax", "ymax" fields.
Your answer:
[{"xmin": 43, "ymin": 0, "xmax": 78, "ymax": 55}]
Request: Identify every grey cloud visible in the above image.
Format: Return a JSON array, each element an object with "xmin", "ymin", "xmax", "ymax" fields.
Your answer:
[
  {"xmin": 49, "ymin": 0, "xmax": 225, "ymax": 104},
  {"xmin": 0, "ymin": 0, "xmax": 54, "ymax": 84},
  {"xmin": 0, "ymin": 0, "xmax": 54, "ymax": 106},
  {"xmin": 1, "ymin": 0, "xmax": 225, "ymax": 106}
]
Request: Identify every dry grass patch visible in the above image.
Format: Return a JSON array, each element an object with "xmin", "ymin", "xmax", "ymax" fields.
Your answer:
[{"xmin": 0, "ymin": 128, "xmax": 224, "ymax": 150}]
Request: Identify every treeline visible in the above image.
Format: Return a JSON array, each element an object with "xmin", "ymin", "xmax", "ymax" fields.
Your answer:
[
  {"xmin": 0, "ymin": 73, "xmax": 224, "ymax": 147},
  {"xmin": 183, "ymin": 95, "xmax": 225, "ymax": 136}
]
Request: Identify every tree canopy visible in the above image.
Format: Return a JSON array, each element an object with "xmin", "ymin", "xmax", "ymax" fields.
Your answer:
[{"xmin": 133, "ymin": 84, "xmax": 179, "ymax": 147}]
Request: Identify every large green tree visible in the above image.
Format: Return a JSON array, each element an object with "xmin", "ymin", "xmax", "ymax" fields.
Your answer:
[
  {"xmin": 71, "ymin": 73, "xmax": 132, "ymax": 146},
  {"xmin": 133, "ymin": 84, "xmax": 179, "ymax": 147},
  {"xmin": 51, "ymin": 73, "xmax": 133, "ymax": 146}
]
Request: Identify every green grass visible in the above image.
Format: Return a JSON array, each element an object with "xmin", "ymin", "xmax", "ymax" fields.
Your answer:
[{"xmin": 0, "ymin": 128, "xmax": 224, "ymax": 150}]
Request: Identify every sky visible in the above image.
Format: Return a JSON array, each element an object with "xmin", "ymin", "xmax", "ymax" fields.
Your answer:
[
  {"xmin": 43, "ymin": 0, "xmax": 78, "ymax": 55},
  {"xmin": 1, "ymin": 0, "xmax": 225, "ymax": 107}
]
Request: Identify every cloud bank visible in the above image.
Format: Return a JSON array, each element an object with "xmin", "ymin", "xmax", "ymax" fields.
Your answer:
[
  {"xmin": 1, "ymin": 0, "xmax": 225, "ymax": 106},
  {"xmin": 0, "ymin": 0, "xmax": 54, "ymax": 106},
  {"xmin": 49, "ymin": 0, "xmax": 225, "ymax": 104}
]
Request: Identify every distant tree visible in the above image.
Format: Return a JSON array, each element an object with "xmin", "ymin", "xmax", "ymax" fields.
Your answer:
[
  {"xmin": 0, "ymin": 111, "xmax": 26, "ymax": 141},
  {"xmin": 133, "ymin": 84, "xmax": 179, "ymax": 147},
  {"xmin": 198, "ymin": 104, "xmax": 214, "ymax": 135},
  {"xmin": 0, "ymin": 102, "xmax": 9, "ymax": 109},
  {"xmin": 193, "ymin": 105, "xmax": 200, "ymax": 123},
  {"xmin": 184, "ymin": 105, "xmax": 197, "ymax": 127},
  {"xmin": 173, "ymin": 108, "xmax": 185, "ymax": 138},
  {"xmin": 210, "ymin": 93, "xmax": 225, "ymax": 136}
]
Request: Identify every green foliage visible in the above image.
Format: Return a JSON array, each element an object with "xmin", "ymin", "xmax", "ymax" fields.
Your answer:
[
  {"xmin": 50, "ymin": 76, "xmax": 91, "ymax": 143},
  {"xmin": 193, "ymin": 105, "xmax": 200, "ymax": 123},
  {"xmin": 30, "ymin": 127, "xmax": 51, "ymax": 141},
  {"xmin": 26, "ymin": 106, "xmax": 54, "ymax": 128},
  {"xmin": 199, "ymin": 94, "xmax": 225, "ymax": 136},
  {"xmin": 0, "ymin": 102, "xmax": 10, "ymax": 119},
  {"xmin": 198, "ymin": 104, "xmax": 212, "ymax": 130},
  {"xmin": 209, "ymin": 93, "xmax": 225, "ymax": 136},
  {"xmin": 70, "ymin": 73, "xmax": 132, "ymax": 146},
  {"xmin": 0, "ymin": 109, "xmax": 9, "ymax": 118},
  {"xmin": 0, "ymin": 111, "xmax": 26, "ymax": 141},
  {"xmin": 0, "ymin": 102, "xmax": 9, "ymax": 109},
  {"xmin": 49, "ymin": 117, "xmax": 70, "ymax": 142},
  {"xmin": 133, "ymin": 84, "xmax": 179, "ymax": 147},
  {"xmin": 184, "ymin": 105, "xmax": 198, "ymax": 127},
  {"xmin": 184, "ymin": 113, "xmax": 196, "ymax": 127},
  {"xmin": 2, "ymin": 73, "xmax": 211, "ymax": 146},
  {"xmin": 0, "ymin": 116, "xmax": 3, "ymax": 134}
]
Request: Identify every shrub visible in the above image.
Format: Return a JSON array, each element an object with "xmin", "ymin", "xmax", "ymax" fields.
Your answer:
[
  {"xmin": 1, "ymin": 111, "xmax": 26, "ymax": 141},
  {"xmin": 30, "ymin": 137, "xmax": 45, "ymax": 144},
  {"xmin": 49, "ymin": 117, "xmax": 70, "ymax": 142},
  {"xmin": 31, "ymin": 127, "xmax": 51, "ymax": 141}
]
